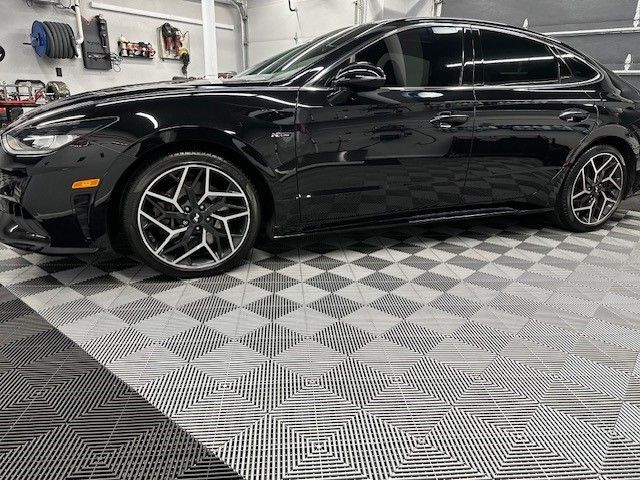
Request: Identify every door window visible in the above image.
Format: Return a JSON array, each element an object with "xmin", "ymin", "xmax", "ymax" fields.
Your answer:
[
  {"xmin": 479, "ymin": 29, "xmax": 559, "ymax": 85},
  {"xmin": 351, "ymin": 26, "xmax": 464, "ymax": 87}
]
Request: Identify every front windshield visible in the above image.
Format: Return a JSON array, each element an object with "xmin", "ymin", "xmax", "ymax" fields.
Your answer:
[{"xmin": 233, "ymin": 25, "xmax": 369, "ymax": 82}]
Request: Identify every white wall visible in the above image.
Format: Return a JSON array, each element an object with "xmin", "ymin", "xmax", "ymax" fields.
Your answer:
[
  {"xmin": 0, "ymin": 0, "xmax": 243, "ymax": 94},
  {"xmin": 1, "ymin": 0, "xmax": 437, "ymax": 94},
  {"xmin": 246, "ymin": 0, "xmax": 435, "ymax": 65}
]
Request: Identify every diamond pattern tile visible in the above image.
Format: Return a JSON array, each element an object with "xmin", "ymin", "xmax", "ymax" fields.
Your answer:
[{"xmin": 2, "ymin": 211, "xmax": 640, "ymax": 479}]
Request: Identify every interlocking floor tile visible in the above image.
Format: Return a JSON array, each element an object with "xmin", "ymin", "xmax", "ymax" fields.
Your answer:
[
  {"xmin": 2, "ymin": 212, "xmax": 640, "ymax": 478},
  {"xmin": 0, "ymin": 294, "xmax": 241, "ymax": 480}
]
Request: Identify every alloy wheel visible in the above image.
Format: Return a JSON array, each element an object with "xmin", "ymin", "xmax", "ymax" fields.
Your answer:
[
  {"xmin": 137, "ymin": 164, "xmax": 251, "ymax": 269},
  {"xmin": 570, "ymin": 152, "xmax": 624, "ymax": 226}
]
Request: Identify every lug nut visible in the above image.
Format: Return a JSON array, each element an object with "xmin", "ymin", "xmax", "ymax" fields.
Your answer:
[
  {"xmin": 195, "ymin": 226, "xmax": 202, "ymax": 231},
  {"xmin": 184, "ymin": 206, "xmax": 191, "ymax": 213},
  {"xmin": 182, "ymin": 220, "xmax": 189, "ymax": 226},
  {"xmin": 206, "ymin": 217, "xmax": 211, "ymax": 222},
  {"xmin": 199, "ymin": 205, "xmax": 205, "ymax": 211}
]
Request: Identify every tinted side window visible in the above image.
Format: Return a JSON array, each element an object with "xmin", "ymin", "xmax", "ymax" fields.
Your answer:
[
  {"xmin": 480, "ymin": 30, "xmax": 559, "ymax": 85},
  {"xmin": 353, "ymin": 27, "xmax": 463, "ymax": 87},
  {"xmin": 560, "ymin": 53, "xmax": 598, "ymax": 83}
]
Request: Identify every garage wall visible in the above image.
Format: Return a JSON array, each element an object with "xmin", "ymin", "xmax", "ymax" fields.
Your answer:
[
  {"xmin": 440, "ymin": 0, "xmax": 640, "ymax": 87},
  {"xmin": 246, "ymin": 0, "xmax": 435, "ymax": 65},
  {"xmin": 0, "ymin": 0, "xmax": 243, "ymax": 94}
]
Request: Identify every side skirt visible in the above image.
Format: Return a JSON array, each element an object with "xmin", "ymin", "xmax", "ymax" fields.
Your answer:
[{"xmin": 272, "ymin": 206, "xmax": 554, "ymax": 239}]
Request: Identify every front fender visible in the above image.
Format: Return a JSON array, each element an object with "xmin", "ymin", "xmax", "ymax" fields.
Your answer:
[{"xmin": 90, "ymin": 124, "xmax": 299, "ymax": 245}]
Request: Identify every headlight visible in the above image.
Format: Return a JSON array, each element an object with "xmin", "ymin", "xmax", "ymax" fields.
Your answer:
[{"xmin": 1, "ymin": 117, "xmax": 117, "ymax": 157}]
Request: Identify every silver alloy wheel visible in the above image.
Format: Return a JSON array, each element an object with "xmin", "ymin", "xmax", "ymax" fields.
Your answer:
[
  {"xmin": 570, "ymin": 152, "xmax": 624, "ymax": 226},
  {"xmin": 137, "ymin": 164, "xmax": 251, "ymax": 270}
]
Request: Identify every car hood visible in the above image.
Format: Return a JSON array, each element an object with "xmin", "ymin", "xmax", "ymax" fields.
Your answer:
[{"xmin": 9, "ymin": 79, "xmax": 274, "ymax": 128}]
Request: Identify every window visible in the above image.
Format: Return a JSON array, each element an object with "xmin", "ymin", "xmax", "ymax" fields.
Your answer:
[
  {"xmin": 558, "ymin": 51, "xmax": 598, "ymax": 83},
  {"xmin": 480, "ymin": 30, "xmax": 559, "ymax": 85},
  {"xmin": 233, "ymin": 25, "xmax": 373, "ymax": 82},
  {"xmin": 351, "ymin": 26, "xmax": 464, "ymax": 88}
]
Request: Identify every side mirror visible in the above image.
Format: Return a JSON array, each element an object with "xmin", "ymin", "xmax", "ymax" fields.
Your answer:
[{"xmin": 332, "ymin": 62, "xmax": 386, "ymax": 91}]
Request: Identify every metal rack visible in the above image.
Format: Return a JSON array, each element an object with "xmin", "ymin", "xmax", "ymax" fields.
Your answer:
[{"xmin": 0, "ymin": 82, "xmax": 47, "ymax": 124}]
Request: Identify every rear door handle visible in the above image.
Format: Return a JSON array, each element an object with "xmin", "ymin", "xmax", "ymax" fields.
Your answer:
[
  {"xmin": 559, "ymin": 109, "xmax": 590, "ymax": 123},
  {"xmin": 430, "ymin": 112, "xmax": 469, "ymax": 129}
]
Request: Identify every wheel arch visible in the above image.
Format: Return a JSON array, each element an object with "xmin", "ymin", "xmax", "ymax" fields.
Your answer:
[
  {"xmin": 104, "ymin": 127, "xmax": 277, "ymax": 253},
  {"xmin": 571, "ymin": 127, "xmax": 640, "ymax": 196}
]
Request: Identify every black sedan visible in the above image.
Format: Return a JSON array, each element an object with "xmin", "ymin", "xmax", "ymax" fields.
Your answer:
[{"xmin": 1, "ymin": 18, "xmax": 639, "ymax": 277}]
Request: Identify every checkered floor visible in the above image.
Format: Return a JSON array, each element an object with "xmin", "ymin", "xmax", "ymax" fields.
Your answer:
[{"xmin": 2, "ymin": 210, "xmax": 640, "ymax": 479}]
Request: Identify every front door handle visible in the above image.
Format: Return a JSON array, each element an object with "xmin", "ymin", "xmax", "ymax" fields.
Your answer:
[
  {"xmin": 430, "ymin": 112, "xmax": 469, "ymax": 129},
  {"xmin": 559, "ymin": 109, "xmax": 590, "ymax": 123}
]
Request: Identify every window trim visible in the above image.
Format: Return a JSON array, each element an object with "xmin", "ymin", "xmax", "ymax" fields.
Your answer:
[{"xmin": 304, "ymin": 21, "xmax": 602, "ymax": 91}]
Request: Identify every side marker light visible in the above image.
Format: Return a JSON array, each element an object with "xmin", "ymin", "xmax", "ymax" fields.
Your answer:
[{"xmin": 72, "ymin": 178, "xmax": 101, "ymax": 189}]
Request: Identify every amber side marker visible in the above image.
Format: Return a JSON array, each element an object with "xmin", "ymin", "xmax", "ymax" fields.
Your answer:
[{"xmin": 71, "ymin": 178, "xmax": 101, "ymax": 189}]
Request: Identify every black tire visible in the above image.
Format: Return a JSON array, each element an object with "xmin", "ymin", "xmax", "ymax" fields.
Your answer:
[
  {"xmin": 121, "ymin": 151, "xmax": 261, "ymax": 278},
  {"xmin": 554, "ymin": 144, "xmax": 627, "ymax": 232}
]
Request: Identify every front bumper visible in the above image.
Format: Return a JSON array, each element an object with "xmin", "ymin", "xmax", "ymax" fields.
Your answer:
[
  {"xmin": 0, "ymin": 196, "xmax": 97, "ymax": 255},
  {"xmin": 0, "ymin": 198, "xmax": 49, "ymax": 252},
  {"xmin": 0, "ymin": 169, "xmax": 48, "ymax": 251},
  {"xmin": 0, "ymin": 165, "xmax": 100, "ymax": 255}
]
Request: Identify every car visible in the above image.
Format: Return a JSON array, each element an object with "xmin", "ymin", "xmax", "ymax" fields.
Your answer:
[{"xmin": 1, "ymin": 18, "xmax": 640, "ymax": 278}]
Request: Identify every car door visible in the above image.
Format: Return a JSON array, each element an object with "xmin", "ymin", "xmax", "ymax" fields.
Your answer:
[
  {"xmin": 295, "ymin": 25, "xmax": 476, "ymax": 228},
  {"xmin": 465, "ymin": 27, "xmax": 600, "ymax": 206}
]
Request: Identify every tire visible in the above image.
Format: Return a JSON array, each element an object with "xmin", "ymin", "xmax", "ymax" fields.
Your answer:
[
  {"xmin": 121, "ymin": 151, "xmax": 261, "ymax": 278},
  {"xmin": 554, "ymin": 145, "xmax": 627, "ymax": 232}
]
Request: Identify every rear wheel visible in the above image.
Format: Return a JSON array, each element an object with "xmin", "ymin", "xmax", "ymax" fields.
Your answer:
[
  {"xmin": 554, "ymin": 145, "xmax": 626, "ymax": 232},
  {"xmin": 122, "ymin": 151, "xmax": 260, "ymax": 277}
]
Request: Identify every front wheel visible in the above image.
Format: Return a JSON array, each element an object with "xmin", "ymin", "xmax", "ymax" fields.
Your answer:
[
  {"xmin": 122, "ymin": 151, "xmax": 261, "ymax": 278},
  {"xmin": 554, "ymin": 145, "xmax": 627, "ymax": 232}
]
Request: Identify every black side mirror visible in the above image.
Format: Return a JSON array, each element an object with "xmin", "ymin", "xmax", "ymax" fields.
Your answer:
[{"xmin": 332, "ymin": 62, "xmax": 386, "ymax": 91}]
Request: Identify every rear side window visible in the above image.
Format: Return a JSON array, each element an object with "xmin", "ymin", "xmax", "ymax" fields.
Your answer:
[
  {"xmin": 353, "ymin": 26, "xmax": 464, "ymax": 87},
  {"xmin": 479, "ymin": 30, "xmax": 559, "ymax": 85},
  {"xmin": 558, "ymin": 51, "xmax": 598, "ymax": 83}
]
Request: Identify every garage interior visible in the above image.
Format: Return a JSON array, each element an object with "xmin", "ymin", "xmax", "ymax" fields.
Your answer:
[{"xmin": 2, "ymin": 1, "xmax": 640, "ymax": 479}]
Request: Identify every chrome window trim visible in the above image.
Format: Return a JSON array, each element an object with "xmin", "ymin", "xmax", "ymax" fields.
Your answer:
[{"xmin": 303, "ymin": 21, "xmax": 603, "ymax": 91}]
